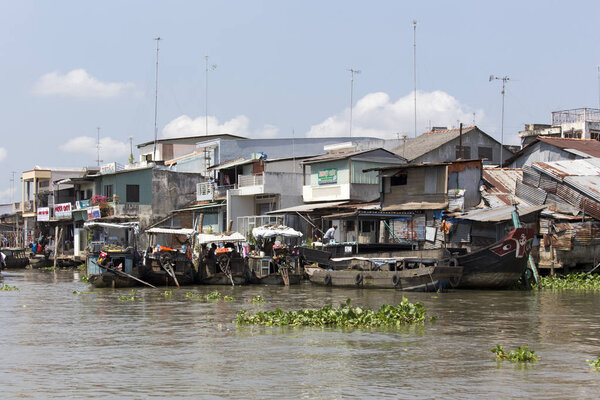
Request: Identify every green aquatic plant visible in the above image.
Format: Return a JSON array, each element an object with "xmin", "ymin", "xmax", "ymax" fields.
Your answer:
[
  {"xmin": 540, "ymin": 273, "xmax": 600, "ymax": 291},
  {"xmin": 161, "ymin": 290, "xmax": 173, "ymax": 297},
  {"xmin": 224, "ymin": 295, "xmax": 235, "ymax": 302},
  {"xmin": 185, "ymin": 291, "xmax": 198, "ymax": 298},
  {"xmin": 80, "ymin": 275, "xmax": 90, "ymax": 284},
  {"xmin": 40, "ymin": 266, "xmax": 55, "ymax": 271},
  {"xmin": 0, "ymin": 284, "xmax": 19, "ymax": 291},
  {"xmin": 491, "ymin": 344, "xmax": 538, "ymax": 362},
  {"xmin": 73, "ymin": 290, "xmax": 84, "ymax": 294},
  {"xmin": 236, "ymin": 297, "xmax": 430, "ymax": 327},
  {"xmin": 205, "ymin": 290, "xmax": 222, "ymax": 300},
  {"xmin": 76, "ymin": 263, "xmax": 86, "ymax": 271},
  {"xmin": 251, "ymin": 295, "xmax": 265, "ymax": 303},
  {"xmin": 587, "ymin": 358, "xmax": 600, "ymax": 370},
  {"xmin": 118, "ymin": 289, "xmax": 137, "ymax": 301}
]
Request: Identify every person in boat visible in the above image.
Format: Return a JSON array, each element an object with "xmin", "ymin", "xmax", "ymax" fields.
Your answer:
[
  {"xmin": 206, "ymin": 243, "xmax": 217, "ymax": 260},
  {"xmin": 0, "ymin": 251, "xmax": 6, "ymax": 269},
  {"xmin": 323, "ymin": 225, "xmax": 337, "ymax": 244}
]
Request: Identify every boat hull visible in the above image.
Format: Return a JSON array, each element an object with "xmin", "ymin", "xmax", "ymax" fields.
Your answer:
[
  {"xmin": 199, "ymin": 273, "xmax": 247, "ymax": 285},
  {"xmin": 89, "ymin": 273, "xmax": 139, "ymax": 288},
  {"xmin": 307, "ymin": 266, "xmax": 462, "ymax": 291},
  {"xmin": 248, "ymin": 272, "xmax": 302, "ymax": 285},
  {"xmin": 456, "ymin": 227, "xmax": 534, "ymax": 289}
]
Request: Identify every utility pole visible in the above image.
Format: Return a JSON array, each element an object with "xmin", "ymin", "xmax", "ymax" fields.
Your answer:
[
  {"xmin": 347, "ymin": 68, "xmax": 361, "ymax": 137},
  {"xmin": 152, "ymin": 37, "xmax": 161, "ymax": 161},
  {"xmin": 489, "ymin": 75, "xmax": 513, "ymax": 166},
  {"xmin": 413, "ymin": 20, "xmax": 417, "ymax": 138},
  {"xmin": 205, "ymin": 55, "xmax": 217, "ymax": 135}
]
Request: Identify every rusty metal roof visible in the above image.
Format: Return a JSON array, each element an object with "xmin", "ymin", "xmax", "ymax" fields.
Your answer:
[
  {"xmin": 532, "ymin": 159, "xmax": 600, "ymax": 180},
  {"xmin": 455, "ymin": 204, "xmax": 545, "ymax": 222},
  {"xmin": 537, "ymin": 137, "xmax": 600, "ymax": 158},
  {"xmin": 481, "ymin": 168, "xmax": 529, "ymax": 207}
]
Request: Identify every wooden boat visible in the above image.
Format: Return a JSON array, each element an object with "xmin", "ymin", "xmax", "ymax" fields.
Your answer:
[
  {"xmin": 196, "ymin": 232, "xmax": 248, "ymax": 285},
  {"xmin": 141, "ymin": 227, "xmax": 198, "ymax": 287},
  {"xmin": 455, "ymin": 227, "xmax": 534, "ymax": 289},
  {"xmin": 246, "ymin": 225, "xmax": 304, "ymax": 286},
  {"xmin": 85, "ymin": 221, "xmax": 143, "ymax": 288},
  {"xmin": 306, "ymin": 257, "xmax": 462, "ymax": 291},
  {"xmin": 0, "ymin": 248, "xmax": 30, "ymax": 269}
]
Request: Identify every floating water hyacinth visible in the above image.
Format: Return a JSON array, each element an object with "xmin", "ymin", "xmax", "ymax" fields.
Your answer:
[
  {"xmin": 540, "ymin": 273, "xmax": 600, "ymax": 290},
  {"xmin": 236, "ymin": 297, "xmax": 430, "ymax": 327},
  {"xmin": 491, "ymin": 344, "xmax": 539, "ymax": 362},
  {"xmin": 118, "ymin": 289, "xmax": 137, "ymax": 301},
  {"xmin": 0, "ymin": 284, "xmax": 19, "ymax": 291},
  {"xmin": 205, "ymin": 291, "xmax": 222, "ymax": 300},
  {"xmin": 251, "ymin": 295, "xmax": 265, "ymax": 303},
  {"xmin": 588, "ymin": 358, "xmax": 600, "ymax": 370}
]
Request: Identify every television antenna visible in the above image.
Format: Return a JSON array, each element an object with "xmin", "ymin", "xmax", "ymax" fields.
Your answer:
[
  {"xmin": 205, "ymin": 55, "xmax": 217, "ymax": 135},
  {"xmin": 489, "ymin": 75, "xmax": 516, "ymax": 165},
  {"xmin": 413, "ymin": 20, "xmax": 417, "ymax": 138},
  {"xmin": 347, "ymin": 68, "xmax": 361, "ymax": 137},
  {"xmin": 96, "ymin": 126, "xmax": 103, "ymax": 166},
  {"xmin": 152, "ymin": 37, "xmax": 161, "ymax": 161}
]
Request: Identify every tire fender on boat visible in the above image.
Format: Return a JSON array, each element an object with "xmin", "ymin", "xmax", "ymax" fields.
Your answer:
[
  {"xmin": 392, "ymin": 274, "xmax": 401, "ymax": 287},
  {"xmin": 449, "ymin": 257, "xmax": 458, "ymax": 267},
  {"xmin": 354, "ymin": 272, "xmax": 363, "ymax": 286},
  {"xmin": 323, "ymin": 273, "xmax": 332, "ymax": 286}
]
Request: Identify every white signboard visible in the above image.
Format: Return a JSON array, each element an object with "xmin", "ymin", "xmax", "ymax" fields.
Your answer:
[
  {"xmin": 53, "ymin": 202, "xmax": 72, "ymax": 219},
  {"xmin": 37, "ymin": 207, "xmax": 50, "ymax": 221},
  {"xmin": 87, "ymin": 206, "xmax": 101, "ymax": 220},
  {"xmin": 425, "ymin": 226, "xmax": 437, "ymax": 243}
]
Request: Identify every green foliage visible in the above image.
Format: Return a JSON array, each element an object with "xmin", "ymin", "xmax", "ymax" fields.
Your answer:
[
  {"xmin": 251, "ymin": 295, "xmax": 265, "ymax": 303},
  {"xmin": 540, "ymin": 273, "xmax": 600, "ymax": 291},
  {"xmin": 118, "ymin": 289, "xmax": 137, "ymax": 301},
  {"xmin": 205, "ymin": 290, "xmax": 222, "ymax": 300},
  {"xmin": 81, "ymin": 275, "xmax": 91, "ymax": 284},
  {"xmin": 236, "ymin": 297, "xmax": 430, "ymax": 327},
  {"xmin": 161, "ymin": 290, "xmax": 173, "ymax": 297},
  {"xmin": 76, "ymin": 263, "xmax": 86, "ymax": 271},
  {"xmin": 0, "ymin": 284, "xmax": 19, "ymax": 291},
  {"xmin": 588, "ymin": 358, "xmax": 600, "ymax": 370},
  {"xmin": 491, "ymin": 344, "xmax": 539, "ymax": 362},
  {"xmin": 73, "ymin": 290, "xmax": 83, "ymax": 294},
  {"xmin": 224, "ymin": 295, "xmax": 235, "ymax": 301},
  {"xmin": 40, "ymin": 266, "xmax": 55, "ymax": 271}
]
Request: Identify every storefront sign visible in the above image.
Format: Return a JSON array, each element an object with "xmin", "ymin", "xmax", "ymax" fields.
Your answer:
[
  {"xmin": 318, "ymin": 168, "xmax": 337, "ymax": 185},
  {"xmin": 100, "ymin": 162, "xmax": 116, "ymax": 174},
  {"xmin": 76, "ymin": 200, "xmax": 90, "ymax": 209},
  {"xmin": 87, "ymin": 206, "xmax": 101, "ymax": 220},
  {"xmin": 37, "ymin": 207, "xmax": 50, "ymax": 221},
  {"xmin": 53, "ymin": 202, "xmax": 72, "ymax": 219}
]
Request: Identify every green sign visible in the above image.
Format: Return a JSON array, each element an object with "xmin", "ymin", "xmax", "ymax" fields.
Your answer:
[{"xmin": 318, "ymin": 168, "xmax": 337, "ymax": 184}]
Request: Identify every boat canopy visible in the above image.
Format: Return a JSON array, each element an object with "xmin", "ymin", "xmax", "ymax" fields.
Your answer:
[
  {"xmin": 145, "ymin": 227, "xmax": 196, "ymax": 236},
  {"xmin": 197, "ymin": 232, "xmax": 246, "ymax": 244},
  {"xmin": 84, "ymin": 221, "xmax": 140, "ymax": 234},
  {"xmin": 252, "ymin": 225, "xmax": 303, "ymax": 239}
]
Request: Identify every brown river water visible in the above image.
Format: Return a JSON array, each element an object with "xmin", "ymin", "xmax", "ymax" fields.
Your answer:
[{"xmin": 1, "ymin": 269, "xmax": 600, "ymax": 399}]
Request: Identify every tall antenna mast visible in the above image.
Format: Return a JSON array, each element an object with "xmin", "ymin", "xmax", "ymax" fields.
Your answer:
[
  {"xmin": 489, "ymin": 74, "xmax": 514, "ymax": 165},
  {"xmin": 597, "ymin": 66, "xmax": 600, "ymax": 109},
  {"xmin": 413, "ymin": 20, "xmax": 417, "ymax": 138},
  {"xmin": 152, "ymin": 37, "xmax": 161, "ymax": 161},
  {"xmin": 347, "ymin": 68, "xmax": 361, "ymax": 137},
  {"xmin": 96, "ymin": 126, "xmax": 102, "ymax": 166},
  {"xmin": 205, "ymin": 55, "xmax": 217, "ymax": 136}
]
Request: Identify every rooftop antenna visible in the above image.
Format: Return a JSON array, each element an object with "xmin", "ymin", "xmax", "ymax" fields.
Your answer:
[
  {"xmin": 347, "ymin": 68, "xmax": 361, "ymax": 137},
  {"xmin": 96, "ymin": 126, "xmax": 103, "ymax": 166},
  {"xmin": 413, "ymin": 20, "xmax": 417, "ymax": 138},
  {"xmin": 489, "ymin": 74, "xmax": 515, "ymax": 166},
  {"xmin": 597, "ymin": 66, "xmax": 600, "ymax": 109},
  {"xmin": 128, "ymin": 136, "xmax": 134, "ymax": 164},
  {"xmin": 10, "ymin": 171, "xmax": 15, "ymax": 206},
  {"xmin": 152, "ymin": 37, "xmax": 161, "ymax": 161},
  {"xmin": 205, "ymin": 55, "xmax": 217, "ymax": 136}
]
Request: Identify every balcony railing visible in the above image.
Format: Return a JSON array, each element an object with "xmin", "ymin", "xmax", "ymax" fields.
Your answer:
[
  {"xmin": 238, "ymin": 174, "xmax": 263, "ymax": 188},
  {"xmin": 197, "ymin": 182, "xmax": 235, "ymax": 201}
]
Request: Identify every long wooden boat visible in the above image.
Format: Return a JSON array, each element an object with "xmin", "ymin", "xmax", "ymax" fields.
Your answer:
[
  {"xmin": 197, "ymin": 233, "xmax": 248, "ymax": 285},
  {"xmin": 455, "ymin": 227, "xmax": 534, "ymax": 289},
  {"xmin": 247, "ymin": 254, "xmax": 303, "ymax": 285},
  {"xmin": 0, "ymin": 248, "xmax": 30, "ymax": 269},
  {"xmin": 306, "ymin": 257, "xmax": 462, "ymax": 291}
]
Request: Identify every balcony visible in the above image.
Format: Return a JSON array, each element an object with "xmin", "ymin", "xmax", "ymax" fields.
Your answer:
[
  {"xmin": 196, "ymin": 182, "xmax": 235, "ymax": 201},
  {"xmin": 238, "ymin": 174, "xmax": 263, "ymax": 188}
]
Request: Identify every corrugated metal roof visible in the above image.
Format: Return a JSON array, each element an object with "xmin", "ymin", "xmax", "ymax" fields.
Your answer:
[
  {"xmin": 390, "ymin": 126, "xmax": 479, "ymax": 161},
  {"xmin": 482, "ymin": 168, "xmax": 522, "ymax": 194},
  {"xmin": 455, "ymin": 204, "xmax": 545, "ymax": 222},
  {"xmin": 516, "ymin": 180, "xmax": 547, "ymax": 205},
  {"xmin": 266, "ymin": 201, "xmax": 349, "ymax": 214},
  {"xmin": 537, "ymin": 137, "xmax": 600, "ymax": 158},
  {"xmin": 532, "ymin": 159, "xmax": 600, "ymax": 180}
]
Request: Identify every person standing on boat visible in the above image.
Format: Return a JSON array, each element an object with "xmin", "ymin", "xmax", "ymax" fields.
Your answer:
[{"xmin": 323, "ymin": 225, "xmax": 337, "ymax": 244}]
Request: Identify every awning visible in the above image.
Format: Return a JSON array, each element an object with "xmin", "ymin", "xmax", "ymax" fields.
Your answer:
[
  {"xmin": 252, "ymin": 226, "xmax": 303, "ymax": 238},
  {"xmin": 84, "ymin": 221, "xmax": 140, "ymax": 234},
  {"xmin": 266, "ymin": 201, "xmax": 349, "ymax": 214},
  {"xmin": 145, "ymin": 227, "xmax": 196, "ymax": 236},
  {"xmin": 172, "ymin": 201, "xmax": 226, "ymax": 213},
  {"xmin": 197, "ymin": 232, "xmax": 246, "ymax": 244},
  {"xmin": 455, "ymin": 205, "xmax": 546, "ymax": 222},
  {"xmin": 383, "ymin": 202, "xmax": 448, "ymax": 211},
  {"xmin": 323, "ymin": 212, "xmax": 415, "ymax": 219},
  {"xmin": 208, "ymin": 158, "xmax": 253, "ymax": 171}
]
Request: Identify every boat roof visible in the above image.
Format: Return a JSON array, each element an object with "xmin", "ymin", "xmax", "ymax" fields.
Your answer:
[
  {"xmin": 84, "ymin": 221, "xmax": 139, "ymax": 231},
  {"xmin": 145, "ymin": 227, "xmax": 196, "ymax": 236},
  {"xmin": 197, "ymin": 232, "xmax": 246, "ymax": 244},
  {"xmin": 252, "ymin": 225, "xmax": 303, "ymax": 238}
]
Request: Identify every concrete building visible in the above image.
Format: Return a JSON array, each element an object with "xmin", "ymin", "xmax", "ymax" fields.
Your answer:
[
  {"xmin": 301, "ymin": 147, "xmax": 406, "ymax": 203},
  {"xmin": 137, "ymin": 134, "xmax": 246, "ymax": 163},
  {"xmin": 392, "ymin": 126, "xmax": 511, "ymax": 165},
  {"xmin": 518, "ymin": 108, "xmax": 600, "ymax": 147},
  {"xmin": 504, "ymin": 137, "xmax": 600, "ymax": 168}
]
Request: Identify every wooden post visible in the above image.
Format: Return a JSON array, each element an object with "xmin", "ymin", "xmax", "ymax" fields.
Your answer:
[
  {"xmin": 227, "ymin": 219, "xmax": 233, "ymax": 233},
  {"xmin": 53, "ymin": 225, "xmax": 59, "ymax": 269}
]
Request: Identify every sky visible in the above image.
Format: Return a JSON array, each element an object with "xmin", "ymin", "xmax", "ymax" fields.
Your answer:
[{"xmin": 1, "ymin": 0, "xmax": 600, "ymax": 202}]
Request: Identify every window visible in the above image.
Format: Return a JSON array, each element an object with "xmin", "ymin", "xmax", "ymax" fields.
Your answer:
[
  {"xmin": 86, "ymin": 189, "xmax": 93, "ymax": 199},
  {"xmin": 455, "ymin": 145, "xmax": 471, "ymax": 159},
  {"xmin": 478, "ymin": 146, "xmax": 493, "ymax": 161},
  {"xmin": 104, "ymin": 184, "xmax": 113, "ymax": 198},
  {"xmin": 361, "ymin": 220, "xmax": 375, "ymax": 233},
  {"xmin": 126, "ymin": 185, "xmax": 140, "ymax": 203},
  {"xmin": 390, "ymin": 173, "xmax": 407, "ymax": 186}
]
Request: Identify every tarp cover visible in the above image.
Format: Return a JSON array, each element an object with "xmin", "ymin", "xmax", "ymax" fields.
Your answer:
[
  {"xmin": 145, "ymin": 227, "xmax": 196, "ymax": 236},
  {"xmin": 252, "ymin": 225, "xmax": 303, "ymax": 238},
  {"xmin": 197, "ymin": 232, "xmax": 246, "ymax": 244},
  {"xmin": 84, "ymin": 221, "xmax": 140, "ymax": 234}
]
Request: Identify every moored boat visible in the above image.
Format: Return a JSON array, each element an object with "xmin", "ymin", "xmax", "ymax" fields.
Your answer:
[
  {"xmin": 0, "ymin": 248, "xmax": 30, "ymax": 269},
  {"xmin": 197, "ymin": 232, "xmax": 248, "ymax": 285},
  {"xmin": 306, "ymin": 257, "xmax": 462, "ymax": 291}
]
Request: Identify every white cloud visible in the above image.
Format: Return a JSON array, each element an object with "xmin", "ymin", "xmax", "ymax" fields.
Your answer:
[
  {"xmin": 33, "ymin": 69, "xmax": 134, "ymax": 98},
  {"xmin": 59, "ymin": 136, "xmax": 130, "ymax": 160},
  {"xmin": 0, "ymin": 147, "xmax": 6, "ymax": 162},
  {"xmin": 162, "ymin": 115, "xmax": 279, "ymax": 139},
  {"xmin": 307, "ymin": 90, "xmax": 483, "ymax": 138}
]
